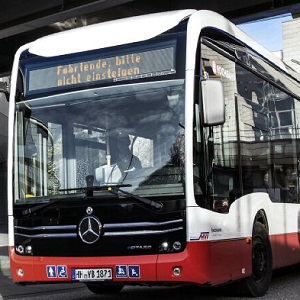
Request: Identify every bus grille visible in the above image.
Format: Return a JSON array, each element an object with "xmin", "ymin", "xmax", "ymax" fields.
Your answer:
[{"xmin": 15, "ymin": 219, "xmax": 184, "ymax": 239}]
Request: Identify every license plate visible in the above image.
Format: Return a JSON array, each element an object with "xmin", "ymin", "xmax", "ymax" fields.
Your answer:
[{"xmin": 71, "ymin": 268, "xmax": 112, "ymax": 281}]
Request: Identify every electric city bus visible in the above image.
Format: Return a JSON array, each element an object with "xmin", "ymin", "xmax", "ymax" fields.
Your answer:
[{"xmin": 6, "ymin": 9, "xmax": 300, "ymax": 297}]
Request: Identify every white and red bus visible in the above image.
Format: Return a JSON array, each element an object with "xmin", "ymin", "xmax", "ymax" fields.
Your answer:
[{"xmin": 6, "ymin": 9, "xmax": 300, "ymax": 297}]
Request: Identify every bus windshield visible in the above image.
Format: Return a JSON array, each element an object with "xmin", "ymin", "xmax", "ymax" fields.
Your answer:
[{"xmin": 14, "ymin": 79, "xmax": 185, "ymax": 203}]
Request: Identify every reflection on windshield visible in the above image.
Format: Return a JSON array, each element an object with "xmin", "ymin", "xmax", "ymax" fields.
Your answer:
[{"xmin": 15, "ymin": 80, "xmax": 185, "ymax": 203}]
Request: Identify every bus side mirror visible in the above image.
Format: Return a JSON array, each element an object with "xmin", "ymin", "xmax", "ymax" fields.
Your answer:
[
  {"xmin": 201, "ymin": 80, "xmax": 225, "ymax": 126},
  {"xmin": 0, "ymin": 81, "xmax": 9, "ymax": 101}
]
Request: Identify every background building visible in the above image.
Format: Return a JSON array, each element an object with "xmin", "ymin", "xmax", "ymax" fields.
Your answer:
[{"xmin": 283, "ymin": 17, "xmax": 300, "ymax": 73}]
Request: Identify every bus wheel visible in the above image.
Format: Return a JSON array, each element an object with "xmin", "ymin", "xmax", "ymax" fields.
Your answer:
[
  {"xmin": 85, "ymin": 283, "xmax": 124, "ymax": 294},
  {"xmin": 244, "ymin": 221, "xmax": 272, "ymax": 297}
]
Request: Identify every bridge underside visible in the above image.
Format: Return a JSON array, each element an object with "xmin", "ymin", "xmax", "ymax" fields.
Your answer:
[{"xmin": 0, "ymin": 0, "xmax": 300, "ymax": 74}]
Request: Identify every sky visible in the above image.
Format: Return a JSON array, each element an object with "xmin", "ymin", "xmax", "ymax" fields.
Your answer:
[{"xmin": 238, "ymin": 14, "xmax": 292, "ymax": 52}]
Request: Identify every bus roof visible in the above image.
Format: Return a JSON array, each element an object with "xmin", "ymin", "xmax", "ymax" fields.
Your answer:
[
  {"xmin": 28, "ymin": 9, "xmax": 196, "ymax": 57},
  {"xmin": 26, "ymin": 9, "xmax": 300, "ymax": 83}
]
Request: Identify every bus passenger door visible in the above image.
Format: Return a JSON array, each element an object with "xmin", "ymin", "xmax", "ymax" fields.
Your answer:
[{"xmin": 270, "ymin": 88, "xmax": 298, "ymax": 204}]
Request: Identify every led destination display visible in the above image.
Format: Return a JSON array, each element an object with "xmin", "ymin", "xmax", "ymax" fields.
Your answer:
[{"xmin": 28, "ymin": 45, "xmax": 176, "ymax": 93}]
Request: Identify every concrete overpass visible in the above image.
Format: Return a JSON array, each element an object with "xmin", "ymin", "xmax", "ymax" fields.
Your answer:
[{"xmin": 1, "ymin": 0, "xmax": 300, "ymax": 75}]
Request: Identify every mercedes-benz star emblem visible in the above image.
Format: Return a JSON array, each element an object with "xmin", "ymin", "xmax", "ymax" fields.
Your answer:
[{"xmin": 78, "ymin": 215, "xmax": 102, "ymax": 244}]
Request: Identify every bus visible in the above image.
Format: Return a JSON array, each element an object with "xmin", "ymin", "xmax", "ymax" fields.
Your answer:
[{"xmin": 6, "ymin": 9, "xmax": 300, "ymax": 297}]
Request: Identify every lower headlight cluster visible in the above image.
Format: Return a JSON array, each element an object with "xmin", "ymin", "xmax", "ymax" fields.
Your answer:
[
  {"xmin": 159, "ymin": 240, "xmax": 182, "ymax": 252},
  {"xmin": 15, "ymin": 245, "xmax": 33, "ymax": 255}
]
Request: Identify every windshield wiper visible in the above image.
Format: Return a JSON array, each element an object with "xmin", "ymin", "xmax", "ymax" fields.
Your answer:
[
  {"xmin": 21, "ymin": 185, "xmax": 163, "ymax": 216},
  {"xmin": 21, "ymin": 196, "xmax": 74, "ymax": 216},
  {"xmin": 58, "ymin": 184, "xmax": 163, "ymax": 210},
  {"xmin": 59, "ymin": 184, "xmax": 131, "ymax": 196},
  {"xmin": 22, "ymin": 173, "xmax": 162, "ymax": 216},
  {"xmin": 59, "ymin": 175, "xmax": 132, "ymax": 197},
  {"xmin": 21, "ymin": 184, "xmax": 128, "ymax": 216},
  {"xmin": 112, "ymin": 186, "xmax": 163, "ymax": 210}
]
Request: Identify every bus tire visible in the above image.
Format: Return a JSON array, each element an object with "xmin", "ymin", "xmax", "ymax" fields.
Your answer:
[
  {"xmin": 243, "ymin": 221, "xmax": 273, "ymax": 297},
  {"xmin": 85, "ymin": 283, "xmax": 124, "ymax": 294}
]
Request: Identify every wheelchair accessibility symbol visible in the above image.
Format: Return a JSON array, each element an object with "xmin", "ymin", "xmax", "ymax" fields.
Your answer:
[
  {"xmin": 116, "ymin": 265, "xmax": 128, "ymax": 278},
  {"xmin": 58, "ymin": 265, "xmax": 68, "ymax": 278}
]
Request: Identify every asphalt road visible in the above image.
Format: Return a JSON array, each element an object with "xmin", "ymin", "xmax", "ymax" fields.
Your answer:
[
  {"xmin": 1, "ymin": 269, "xmax": 300, "ymax": 300},
  {"xmin": 1, "ymin": 227, "xmax": 300, "ymax": 300},
  {"xmin": 2, "ymin": 259, "xmax": 300, "ymax": 300}
]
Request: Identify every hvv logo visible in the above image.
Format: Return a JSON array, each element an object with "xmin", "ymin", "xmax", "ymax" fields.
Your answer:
[{"xmin": 200, "ymin": 232, "xmax": 209, "ymax": 240}]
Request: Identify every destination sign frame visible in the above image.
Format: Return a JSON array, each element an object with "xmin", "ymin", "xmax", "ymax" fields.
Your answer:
[{"xmin": 26, "ymin": 40, "xmax": 176, "ymax": 95}]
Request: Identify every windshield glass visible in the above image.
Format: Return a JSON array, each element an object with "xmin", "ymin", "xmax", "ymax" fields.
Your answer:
[{"xmin": 14, "ymin": 79, "xmax": 185, "ymax": 204}]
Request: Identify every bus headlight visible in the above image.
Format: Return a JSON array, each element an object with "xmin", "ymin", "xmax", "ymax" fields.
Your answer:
[
  {"xmin": 16, "ymin": 244, "xmax": 33, "ymax": 255},
  {"xmin": 16, "ymin": 245, "xmax": 24, "ymax": 254},
  {"xmin": 25, "ymin": 245, "xmax": 33, "ymax": 255},
  {"xmin": 161, "ymin": 242, "xmax": 169, "ymax": 251},
  {"xmin": 160, "ymin": 241, "xmax": 183, "ymax": 252},
  {"xmin": 172, "ymin": 241, "xmax": 182, "ymax": 251}
]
